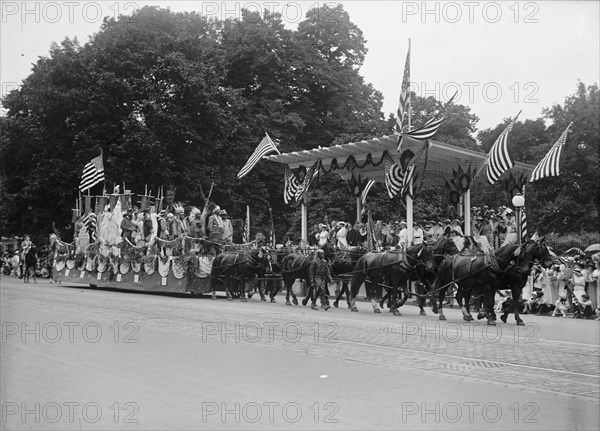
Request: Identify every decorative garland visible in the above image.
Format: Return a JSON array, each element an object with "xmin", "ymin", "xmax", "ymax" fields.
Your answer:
[{"xmin": 319, "ymin": 152, "xmax": 386, "ymax": 174}]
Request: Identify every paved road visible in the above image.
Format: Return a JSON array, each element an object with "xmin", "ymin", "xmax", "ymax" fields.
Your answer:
[{"xmin": 1, "ymin": 277, "xmax": 599, "ymax": 430}]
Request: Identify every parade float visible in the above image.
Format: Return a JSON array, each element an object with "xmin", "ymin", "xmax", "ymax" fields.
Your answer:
[{"xmin": 52, "ymin": 179, "xmax": 247, "ymax": 296}]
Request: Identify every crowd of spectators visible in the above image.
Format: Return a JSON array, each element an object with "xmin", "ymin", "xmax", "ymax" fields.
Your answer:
[{"xmin": 494, "ymin": 255, "xmax": 600, "ymax": 320}]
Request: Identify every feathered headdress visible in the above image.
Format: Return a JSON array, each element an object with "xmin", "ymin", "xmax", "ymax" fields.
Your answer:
[{"xmin": 173, "ymin": 203, "xmax": 185, "ymax": 214}]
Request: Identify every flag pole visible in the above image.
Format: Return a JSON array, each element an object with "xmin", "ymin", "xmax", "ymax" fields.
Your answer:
[
  {"xmin": 269, "ymin": 207, "xmax": 276, "ymax": 247},
  {"xmin": 246, "ymin": 205, "xmax": 251, "ymax": 244},
  {"xmin": 407, "ymin": 38, "xmax": 411, "ymax": 132},
  {"xmin": 405, "ymin": 38, "xmax": 413, "ymax": 244}
]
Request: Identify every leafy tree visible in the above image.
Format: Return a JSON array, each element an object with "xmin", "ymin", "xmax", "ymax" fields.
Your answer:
[
  {"xmin": 527, "ymin": 82, "xmax": 599, "ymax": 234},
  {"xmin": 408, "ymin": 95, "xmax": 480, "ymax": 150},
  {"xmin": 0, "ymin": 4, "xmax": 390, "ymax": 242}
]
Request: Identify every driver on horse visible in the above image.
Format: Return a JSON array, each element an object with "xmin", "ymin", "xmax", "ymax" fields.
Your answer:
[{"xmin": 309, "ymin": 249, "xmax": 332, "ymax": 311}]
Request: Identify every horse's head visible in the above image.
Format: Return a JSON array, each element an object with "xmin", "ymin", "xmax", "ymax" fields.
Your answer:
[
  {"xmin": 433, "ymin": 237, "xmax": 458, "ymax": 258},
  {"xmin": 526, "ymin": 237, "xmax": 553, "ymax": 268},
  {"xmin": 249, "ymin": 246, "xmax": 271, "ymax": 276},
  {"xmin": 408, "ymin": 244, "xmax": 436, "ymax": 273}
]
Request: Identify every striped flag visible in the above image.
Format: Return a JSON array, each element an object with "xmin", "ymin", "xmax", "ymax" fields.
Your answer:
[
  {"xmin": 366, "ymin": 211, "xmax": 377, "ymax": 251},
  {"xmin": 361, "ymin": 179, "xmax": 376, "ymax": 206},
  {"xmin": 284, "ymin": 165, "xmax": 301, "ymax": 204},
  {"xmin": 383, "ymin": 151, "xmax": 404, "ymax": 198},
  {"xmin": 237, "ymin": 133, "xmax": 281, "ymax": 179},
  {"xmin": 83, "ymin": 211, "xmax": 97, "ymax": 242},
  {"xmin": 396, "ymin": 40, "xmax": 411, "ymax": 132},
  {"xmin": 483, "ymin": 112, "xmax": 520, "ymax": 185},
  {"xmin": 400, "ymin": 91, "xmax": 456, "ymax": 147},
  {"xmin": 79, "ymin": 154, "xmax": 105, "ymax": 192},
  {"xmin": 401, "ymin": 140, "xmax": 429, "ymax": 198},
  {"xmin": 404, "ymin": 116, "xmax": 444, "ymax": 142},
  {"xmin": 295, "ymin": 161, "xmax": 319, "ymax": 200},
  {"xmin": 529, "ymin": 123, "xmax": 572, "ymax": 183}
]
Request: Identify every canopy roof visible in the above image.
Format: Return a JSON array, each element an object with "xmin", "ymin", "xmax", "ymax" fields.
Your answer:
[{"xmin": 265, "ymin": 134, "xmax": 534, "ymax": 186}]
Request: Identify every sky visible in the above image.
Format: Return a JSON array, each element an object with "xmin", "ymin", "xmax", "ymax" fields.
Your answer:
[{"xmin": 1, "ymin": 1, "xmax": 599, "ymax": 131}]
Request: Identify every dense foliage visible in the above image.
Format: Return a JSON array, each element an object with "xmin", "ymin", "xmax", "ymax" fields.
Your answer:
[{"xmin": 1, "ymin": 5, "xmax": 598, "ymax": 245}]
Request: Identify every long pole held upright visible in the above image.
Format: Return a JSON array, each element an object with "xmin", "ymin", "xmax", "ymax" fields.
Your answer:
[
  {"xmin": 246, "ymin": 205, "xmax": 251, "ymax": 243},
  {"xmin": 405, "ymin": 38, "xmax": 414, "ymax": 243}
]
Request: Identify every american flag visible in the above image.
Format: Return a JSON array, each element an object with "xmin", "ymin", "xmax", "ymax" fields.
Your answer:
[
  {"xmin": 529, "ymin": 122, "xmax": 572, "ymax": 183},
  {"xmin": 403, "ymin": 116, "xmax": 444, "ymax": 142},
  {"xmin": 295, "ymin": 161, "xmax": 319, "ymax": 200},
  {"xmin": 483, "ymin": 112, "xmax": 520, "ymax": 185},
  {"xmin": 396, "ymin": 41, "xmax": 411, "ymax": 133},
  {"xmin": 383, "ymin": 151, "xmax": 404, "ymax": 198},
  {"xmin": 400, "ymin": 91, "xmax": 456, "ymax": 147},
  {"xmin": 79, "ymin": 154, "xmax": 105, "ymax": 192},
  {"xmin": 83, "ymin": 211, "xmax": 97, "ymax": 242},
  {"xmin": 401, "ymin": 140, "xmax": 429, "ymax": 198},
  {"xmin": 237, "ymin": 133, "xmax": 281, "ymax": 179},
  {"xmin": 284, "ymin": 165, "xmax": 301, "ymax": 204},
  {"xmin": 361, "ymin": 179, "xmax": 376, "ymax": 206}
]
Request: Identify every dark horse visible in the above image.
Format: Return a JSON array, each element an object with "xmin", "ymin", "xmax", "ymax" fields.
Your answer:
[
  {"xmin": 331, "ymin": 249, "xmax": 363, "ymax": 309},
  {"xmin": 270, "ymin": 244, "xmax": 336, "ymax": 306},
  {"xmin": 348, "ymin": 244, "xmax": 436, "ymax": 315},
  {"xmin": 432, "ymin": 238, "xmax": 552, "ymax": 325},
  {"xmin": 211, "ymin": 247, "xmax": 270, "ymax": 301},
  {"xmin": 23, "ymin": 246, "xmax": 38, "ymax": 283},
  {"xmin": 380, "ymin": 237, "xmax": 459, "ymax": 315}
]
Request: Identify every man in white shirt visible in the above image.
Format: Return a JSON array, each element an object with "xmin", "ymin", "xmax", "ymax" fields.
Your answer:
[
  {"xmin": 413, "ymin": 222, "xmax": 424, "ymax": 245},
  {"xmin": 397, "ymin": 221, "xmax": 408, "ymax": 251}
]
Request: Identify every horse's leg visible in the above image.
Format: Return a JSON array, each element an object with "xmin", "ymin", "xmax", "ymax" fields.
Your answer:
[
  {"xmin": 289, "ymin": 276, "xmax": 299, "ymax": 305},
  {"xmin": 349, "ymin": 273, "xmax": 366, "ymax": 312},
  {"xmin": 389, "ymin": 274, "xmax": 402, "ymax": 316},
  {"xmin": 437, "ymin": 284, "xmax": 448, "ymax": 320},
  {"xmin": 285, "ymin": 277, "xmax": 292, "ymax": 306},
  {"xmin": 342, "ymin": 281, "xmax": 351, "ymax": 308},
  {"xmin": 259, "ymin": 279, "xmax": 267, "ymax": 302},
  {"xmin": 226, "ymin": 276, "xmax": 233, "ymax": 301},
  {"xmin": 418, "ymin": 289, "xmax": 427, "ymax": 316},
  {"xmin": 512, "ymin": 285, "xmax": 525, "ymax": 326},
  {"xmin": 483, "ymin": 286, "xmax": 496, "ymax": 325},
  {"xmin": 370, "ymin": 274, "xmax": 383, "ymax": 314},
  {"xmin": 456, "ymin": 284, "xmax": 473, "ymax": 321},
  {"xmin": 240, "ymin": 278, "xmax": 247, "ymax": 302},
  {"xmin": 380, "ymin": 289, "xmax": 389, "ymax": 309},
  {"xmin": 270, "ymin": 275, "xmax": 283, "ymax": 302}
]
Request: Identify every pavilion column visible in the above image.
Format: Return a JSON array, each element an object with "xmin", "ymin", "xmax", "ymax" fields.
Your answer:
[
  {"xmin": 463, "ymin": 189, "xmax": 471, "ymax": 235},
  {"xmin": 356, "ymin": 197, "xmax": 362, "ymax": 223},
  {"xmin": 406, "ymin": 181, "xmax": 414, "ymax": 243},
  {"xmin": 301, "ymin": 195, "xmax": 308, "ymax": 244}
]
